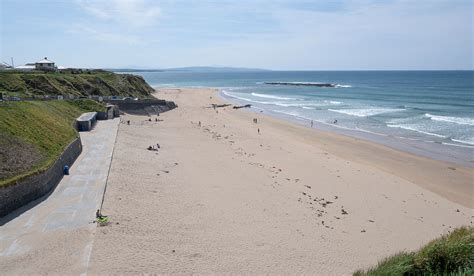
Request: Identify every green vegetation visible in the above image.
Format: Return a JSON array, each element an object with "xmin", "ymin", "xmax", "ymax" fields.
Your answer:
[
  {"xmin": 0, "ymin": 100, "xmax": 106, "ymax": 187},
  {"xmin": 0, "ymin": 70, "xmax": 154, "ymax": 98},
  {"xmin": 68, "ymin": 98, "xmax": 106, "ymax": 112},
  {"xmin": 354, "ymin": 227, "xmax": 474, "ymax": 275}
]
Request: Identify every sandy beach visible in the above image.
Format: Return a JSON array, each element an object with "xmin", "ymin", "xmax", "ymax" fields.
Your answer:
[{"xmin": 88, "ymin": 88, "xmax": 472, "ymax": 274}]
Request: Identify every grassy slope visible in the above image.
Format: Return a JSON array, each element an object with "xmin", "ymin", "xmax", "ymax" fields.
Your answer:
[
  {"xmin": 0, "ymin": 100, "xmax": 106, "ymax": 187},
  {"xmin": 354, "ymin": 227, "xmax": 474, "ymax": 275},
  {"xmin": 0, "ymin": 71, "xmax": 154, "ymax": 98}
]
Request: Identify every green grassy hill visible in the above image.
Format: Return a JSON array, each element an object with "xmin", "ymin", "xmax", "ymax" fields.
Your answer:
[
  {"xmin": 0, "ymin": 100, "xmax": 106, "ymax": 187},
  {"xmin": 0, "ymin": 70, "xmax": 154, "ymax": 98},
  {"xmin": 354, "ymin": 227, "xmax": 473, "ymax": 275}
]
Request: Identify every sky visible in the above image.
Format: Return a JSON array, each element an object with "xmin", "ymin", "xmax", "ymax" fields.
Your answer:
[{"xmin": 0, "ymin": 0, "xmax": 472, "ymax": 70}]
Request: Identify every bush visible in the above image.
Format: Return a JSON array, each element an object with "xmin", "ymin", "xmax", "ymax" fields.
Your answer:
[{"xmin": 354, "ymin": 227, "xmax": 473, "ymax": 275}]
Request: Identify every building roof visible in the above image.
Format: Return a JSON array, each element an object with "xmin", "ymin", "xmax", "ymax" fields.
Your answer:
[
  {"xmin": 77, "ymin": 112, "xmax": 97, "ymax": 122},
  {"xmin": 36, "ymin": 57, "xmax": 54, "ymax": 64}
]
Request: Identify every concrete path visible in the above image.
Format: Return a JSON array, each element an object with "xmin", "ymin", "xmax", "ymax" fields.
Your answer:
[{"xmin": 0, "ymin": 118, "xmax": 119, "ymax": 275}]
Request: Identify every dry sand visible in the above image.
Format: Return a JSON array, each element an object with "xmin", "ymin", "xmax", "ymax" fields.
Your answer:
[{"xmin": 88, "ymin": 88, "xmax": 472, "ymax": 274}]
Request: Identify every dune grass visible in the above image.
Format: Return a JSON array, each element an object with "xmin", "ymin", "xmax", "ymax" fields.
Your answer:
[
  {"xmin": 0, "ymin": 99, "xmax": 106, "ymax": 187},
  {"xmin": 354, "ymin": 227, "xmax": 474, "ymax": 275}
]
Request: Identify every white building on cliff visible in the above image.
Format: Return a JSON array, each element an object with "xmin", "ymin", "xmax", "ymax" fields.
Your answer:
[{"xmin": 35, "ymin": 57, "xmax": 56, "ymax": 71}]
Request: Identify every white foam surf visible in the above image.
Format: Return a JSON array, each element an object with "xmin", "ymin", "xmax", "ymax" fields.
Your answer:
[
  {"xmin": 251, "ymin": 93, "xmax": 296, "ymax": 100},
  {"xmin": 425, "ymin": 113, "xmax": 474, "ymax": 126},
  {"xmin": 451, "ymin": 138, "xmax": 474, "ymax": 146},
  {"xmin": 271, "ymin": 109, "xmax": 313, "ymax": 121},
  {"xmin": 387, "ymin": 124, "xmax": 447, "ymax": 138},
  {"xmin": 329, "ymin": 108, "xmax": 405, "ymax": 117}
]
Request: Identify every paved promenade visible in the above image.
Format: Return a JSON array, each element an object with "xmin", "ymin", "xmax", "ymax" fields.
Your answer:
[{"xmin": 0, "ymin": 118, "xmax": 119, "ymax": 275}]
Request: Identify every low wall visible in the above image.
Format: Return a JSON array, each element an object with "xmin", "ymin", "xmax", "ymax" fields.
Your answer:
[
  {"xmin": 105, "ymin": 99, "xmax": 177, "ymax": 116},
  {"xmin": 77, "ymin": 112, "xmax": 97, "ymax": 131},
  {"xmin": 96, "ymin": 111, "xmax": 108, "ymax": 120},
  {"xmin": 0, "ymin": 138, "xmax": 83, "ymax": 217}
]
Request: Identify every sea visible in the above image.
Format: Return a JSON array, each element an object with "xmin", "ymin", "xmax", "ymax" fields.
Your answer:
[{"xmin": 127, "ymin": 70, "xmax": 474, "ymax": 166}]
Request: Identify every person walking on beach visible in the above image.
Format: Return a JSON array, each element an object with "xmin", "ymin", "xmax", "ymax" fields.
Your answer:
[
  {"xmin": 258, "ymin": 128, "xmax": 260, "ymax": 134},
  {"xmin": 311, "ymin": 120, "xmax": 314, "ymax": 128}
]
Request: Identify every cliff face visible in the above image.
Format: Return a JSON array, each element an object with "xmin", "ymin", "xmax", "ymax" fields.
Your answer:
[{"xmin": 0, "ymin": 70, "xmax": 154, "ymax": 98}]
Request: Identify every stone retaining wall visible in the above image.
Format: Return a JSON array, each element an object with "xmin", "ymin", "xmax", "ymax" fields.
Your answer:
[
  {"xmin": 0, "ymin": 138, "xmax": 83, "ymax": 217},
  {"xmin": 105, "ymin": 99, "xmax": 177, "ymax": 115},
  {"xmin": 96, "ymin": 111, "xmax": 108, "ymax": 120}
]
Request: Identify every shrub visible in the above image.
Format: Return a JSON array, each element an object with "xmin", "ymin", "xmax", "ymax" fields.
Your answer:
[{"xmin": 354, "ymin": 227, "xmax": 473, "ymax": 276}]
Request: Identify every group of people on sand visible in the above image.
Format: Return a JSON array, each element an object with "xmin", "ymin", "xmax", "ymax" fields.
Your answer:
[
  {"xmin": 147, "ymin": 143, "xmax": 160, "ymax": 151},
  {"xmin": 124, "ymin": 117, "xmax": 161, "ymax": 126}
]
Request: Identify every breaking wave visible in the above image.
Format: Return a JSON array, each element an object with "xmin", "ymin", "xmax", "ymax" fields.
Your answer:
[
  {"xmin": 451, "ymin": 138, "xmax": 474, "ymax": 146},
  {"xmin": 425, "ymin": 113, "xmax": 474, "ymax": 126},
  {"xmin": 329, "ymin": 108, "xmax": 405, "ymax": 117},
  {"xmin": 387, "ymin": 124, "xmax": 447, "ymax": 138},
  {"xmin": 251, "ymin": 93, "xmax": 296, "ymax": 100}
]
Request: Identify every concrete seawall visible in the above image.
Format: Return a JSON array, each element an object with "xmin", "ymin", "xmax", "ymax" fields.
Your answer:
[
  {"xmin": 0, "ymin": 138, "xmax": 82, "ymax": 218},
  {"xmin": 105, "ymin": 99, "xmax": 177, "ymax": 115}
]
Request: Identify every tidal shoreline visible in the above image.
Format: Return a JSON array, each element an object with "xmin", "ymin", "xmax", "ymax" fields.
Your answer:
[
  {"xmin": 219, "ymin": 90, "xmax": 474, "ymax": 168},
  {"xmin": 87, "ymin": 87, "xmax": 471, "ymax": 274}
]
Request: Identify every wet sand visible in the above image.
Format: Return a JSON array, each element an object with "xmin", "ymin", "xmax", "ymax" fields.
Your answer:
[{"xmin": 88, "ymin": 88, "xmax": 472, "ymax": 274}]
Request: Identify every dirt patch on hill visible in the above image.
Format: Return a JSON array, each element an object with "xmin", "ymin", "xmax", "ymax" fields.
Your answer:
[{"xmin": 0, "ymin": 132, "xmax": 43, "ymax": 181}]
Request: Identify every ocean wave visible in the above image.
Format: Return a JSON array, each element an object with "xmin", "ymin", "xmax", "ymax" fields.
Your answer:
[
  {"xmin": 153, "ymin": 83, "xmax": 176, "ymax": 87},
  {"xmin": 222, "ymin": 90, "xmax": 342, "ymax": 109},
  {"xmin": 442, "ymin": 141, "xmax": 474, "ymax": 148},
  {"xmin": 387, "ymin": 124, "xmax": 447, "ymax": 138},
  {"xmin": 221, "ymin": 90, "xmax": 267, "ymax": 104},
  {"xmin": 272, "ymin": 109, "xmax": 302, "ymax": 117},
  {"xmin": 271, "ymin": 109, "xmax": 313, "ymax": 121},
  {"xmin": 329, "ymin": 108, "xmax": 405, "ymax": 117},
  {"xmin": 425, "ymin": 113, "xmax": 474, "ymax": 126},
  {"xmin": 443, "ymin": 142, "xmax": 474, "ymax": 148},
  {"xmin": 274, "ymin": 102, "xmax": 331, "ymax": 107},
  {"xmin": 354, "ymin": 127, "xmax": 388, "ymax": 136},
  {"xmin": 271, "ymin": 108, "xmax": 314, "ymax": 120},
  {"xmin": 451, "ymin": 138, "xmax": 474, "ymax": 146},
  {"xmin": 334, "ymin": 84, "xmax": 352, "ymax": 88},
  {"xmin": 251, "ymin": 93, "xmax": 296, "ymax": 100}
]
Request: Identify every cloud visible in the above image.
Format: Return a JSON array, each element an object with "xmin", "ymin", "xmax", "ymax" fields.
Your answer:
[
  {"xmin": 67, "ymin": 25, "xmax": 144, "ymax": 45},
  {"xmin": 76, "ymin": 0, "xmax": 161, "ymax": 27},
  {"xmin": 153, "ymin": 0, "xmax": 471, "ymax": 70}
]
